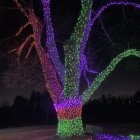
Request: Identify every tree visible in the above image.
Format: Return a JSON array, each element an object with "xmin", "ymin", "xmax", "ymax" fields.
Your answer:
[
  {"xmin": 2, "ymin": 0, "xmax": 140, "ymax": 139},
  {"xmin": 12, "ymin": 96, "xmax": 28, "ymax": 126}
]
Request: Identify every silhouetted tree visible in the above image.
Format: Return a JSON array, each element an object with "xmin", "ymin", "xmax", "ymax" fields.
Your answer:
[
  {"xmin": 28, "ymin": 91, "xmax": 57, "ymax": 125},
  {"xmin": 12, "ymin": 96, "xmax": 28, "ymax": 127}
]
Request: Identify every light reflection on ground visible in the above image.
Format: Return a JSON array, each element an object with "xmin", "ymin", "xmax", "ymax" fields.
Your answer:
[{"xmin": 92, "ymin": 134, "xmax": 140, "ymax": 140}]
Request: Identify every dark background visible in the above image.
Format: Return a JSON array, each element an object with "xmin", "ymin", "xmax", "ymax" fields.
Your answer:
[{"xmin": 0, "ymin": 0, "xmax": 140, "ymax": 128}]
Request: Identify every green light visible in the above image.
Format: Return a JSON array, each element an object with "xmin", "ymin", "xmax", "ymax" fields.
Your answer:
[
  {"xmin": 63, "ymin": 0, "xmax": 93, "ymax": 98},
  {"xmin": 57, "ymin": 118, "xmax": 84, "ymax": 138},
  {"xmin": 82, "ymin": 49, "xmax": 140, "ymax": 103},
  {"xmin": 129, "ymin": 134, "xmax": 140, "ymax": 140},
  {"xmin": 12, "ymin": 0, "xmax": 140, "ymax": 139},
  {"xmin": 70, "ymin": 0, "xmax": 92, "ymax": 44}
]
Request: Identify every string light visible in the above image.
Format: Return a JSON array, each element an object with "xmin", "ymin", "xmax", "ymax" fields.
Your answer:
[
  {"xmin": 13, "ymin": 0, "xmax": 140, "ymax": 139},
  {"xmin": 10, "ymin": 34, "xmax": 33, "ymax": 61},
  {"xmin": 94, "ymin": 134, "xmax": 130, "ymax": 140},
  {"xmin": 18, "ymin": 35, "xmax": 33, "ymax": 57},
  {"xmin": 54, "ymin": 97, "xmax": 84, "ymax": 137},
  {"xmin": 70, "ymin": 0, "xmax": 92, "ymax": 44},
  {"xmin": 41, "ymin": 0, "xmax": 64, "ymax": 84},
  {"xmin": 129, "ymin": 134, "xmax": 140, "ymax": 140},
  {"xmin": 63, "ymin": 43, "xmax": 80, "ymax": 98},
  {"xmin": 13, "ymin": 1, "xmax": 62, "ymax": 103},
  {"xmin": 16, "ymin": 22, "xmax": 30, "ymax": 36},
  {"xmin": 57, "ymin": 118, "xmax": 83, "ymax": 138},
  {"xmin": 82, "ymin": 49, "xmax": 140, "ymax": 103},
  {"xmin": 93, "ymin": 134, "xmax": 140, "ymax": 140},
  {"xmin": 25, "ymin": 42, "xmax": 35, "ymax": 59},
  {"xmin": 80, "ymin": 1, "xmax": 140, "ymax": 59},
  {"xmin": 83, "ymin": 54, "xmax": 98, "ymax": 87},
  {"xmin": 28, "ymin": 9, "xmax": 63, "ymax": 103}
]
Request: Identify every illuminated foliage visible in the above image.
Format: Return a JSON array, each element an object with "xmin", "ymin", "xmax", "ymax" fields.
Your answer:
[{"xmin": 9, "ymin": 0, "xmax": 140, "ymax": 138}]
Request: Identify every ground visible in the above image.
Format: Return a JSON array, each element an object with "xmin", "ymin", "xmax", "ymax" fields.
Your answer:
[
  {"xmin": 0, "ymin": 125, "xmax": 56, "ymax": 140},
  {"xmin": 0, "ymin": 124, "xmax": 140, "ymax": 140},
  {"xmin": 0, "ymin": 125, "xmax": 91, "ymax": 140}
]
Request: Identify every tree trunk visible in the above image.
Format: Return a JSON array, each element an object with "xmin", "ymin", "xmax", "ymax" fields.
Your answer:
[{"xmin": 55, "ymin": 102, "xmax": 84, "ymax": 138}]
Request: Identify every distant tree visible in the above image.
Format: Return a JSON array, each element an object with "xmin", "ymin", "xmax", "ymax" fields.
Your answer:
[
  {"xmin": 28, "ymin": 91, "xmax": 57, "ymax": 125},
  {"xmin": 100, "ymin": 94, "xmax": 107, "ymax": 104},
  {"xmin": 134, "ymin": 90, "xmax": 140, "ymax": 102},
  {"xmin": 0, "ymin": 106, "xmax": 12, "ymax": 128},
  {"xmin": 12, "ymin": 96, "xmax": 28, "ymax": 126}
]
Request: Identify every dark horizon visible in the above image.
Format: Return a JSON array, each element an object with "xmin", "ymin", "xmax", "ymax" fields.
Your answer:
[
  {"xmin": 0, "ymin": 90, "xmax": 140, "ymax": 130},
  {"xmin": 0, "ymin": 0, "xmax": 140, "ymax": 105}
]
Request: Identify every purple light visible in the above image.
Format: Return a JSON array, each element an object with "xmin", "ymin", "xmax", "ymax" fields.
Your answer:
[
  {"xmin": 80, "ymin": 54, "xmax": 98, "ymax": 87},
  {"xmin": 94, "ymin": 134, "xmax": 130, "ymax": 140},
  {"xmin": 80, "ymin": 1, "xmax": 140, "ymax": 66},
  {"xmin": 79, "ymin": 54, "xmax": 86, "ymax": 77},
  {"xmin": 54, "ymin": 97, "xmax": 82, "ymax": 110},
  {"xmin": 12, "ymin": 0, "xmax": 140, "ymax": 138},
  {"xmin": 41, "ymin": 0, "xmax": 64, "ymax": 84},
  {"xmin": 84, "ymin": 68, "xmax": 90, "ymax": 87},
  {"xmin": 84, "ymin": 66, "xmax": 98, "ymax": 88}
]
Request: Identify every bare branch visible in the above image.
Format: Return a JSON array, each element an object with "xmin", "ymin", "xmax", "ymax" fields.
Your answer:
[
  {"xmin": 0, "ymin": 7, "xmax": 29, "ymax": 10},
  {"xmin": 9, "ymin": 49, "xmax": 18, "ymax": 54},
  {"xmin": 25, "ymin": 41, "xmax": 35, "ymax": 59},
  {"xmin": 9, "ymin": 35, "xmax": 33, "ymax": 59},
  {"xmin": 0, "ymin": 35, "xmax": 15, "ymax": 45},
  {"xmin": 17, "ymin": 34, "xmax": 33, "ymax": 57},
  {"xmin": 13, "ymin": 0, "xmax": 29, "ymax": 18},
  {"xmin": 16, "ymin": 22, "xmax": 30, "ymax": 36},
  {"xmin": 0, "ymin": 22, "xmax": 30, "ymax": 46},
  {"xmin": 98, "ymin": 15, "xmax": 116, "ymax": 48}
]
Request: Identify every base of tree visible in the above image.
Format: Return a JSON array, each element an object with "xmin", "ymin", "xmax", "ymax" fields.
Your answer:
[
  {"xmin": 53, "ymin": 134, "xmax": 92, "ymax": 140},
  {"xmin": 57, "ymin": 118, "xmax": 84, "ymax": 138}
]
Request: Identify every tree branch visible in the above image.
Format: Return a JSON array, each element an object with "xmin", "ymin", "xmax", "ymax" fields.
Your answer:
[
  {"xmin": 0, "ymin": 35, "xmax": 15, "ymax": 45},
  {"xmin": 25, "ymin": 41, "xmax": 35, "ymax": 59},
  {"xmin": 0, "ymin": 7, "xmax": 29, "ymax": 10},
  {"xmin": 9, "ymin": 34, "xmax": 33, "ymax": 60},
  {"xmin": 2, "ymin": 0, "xmax": 62, "ymax": 104},
  {"xmin": 16, "ymin": 22, "xmax": 30, "ymax": 36},
  {"xmin": 82, "ymin": 49, "xmax": 140, "ymax": 103},
  {"xmin": 98, "ymin": 17, "xmax": 116, "ymax": 48},
  {"xmin": 41, "ymin": 0, "xmax": 65, "ymax": 85},
  {"xmin": 13, "ymin": 0, "xmax": 29, "ymax": 18},
  {"xmin": 80, "ymin": 1, "xmax": 140, "ymax": 62}
]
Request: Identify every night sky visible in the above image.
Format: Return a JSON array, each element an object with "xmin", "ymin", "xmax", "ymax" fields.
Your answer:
[{"xmin": 0, "ymin": 0, "xmax": 140, "ymax": 105}]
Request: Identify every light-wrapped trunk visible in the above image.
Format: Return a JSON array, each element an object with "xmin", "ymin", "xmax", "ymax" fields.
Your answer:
[{"xmin": 55, "ymin": 98, "xmax": 84, "ymax": 138}]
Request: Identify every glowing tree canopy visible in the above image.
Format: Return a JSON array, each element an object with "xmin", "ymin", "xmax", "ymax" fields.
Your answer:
[{"xmin": 5, "ymin": 0, "xmax": 140, "ymax": 138}]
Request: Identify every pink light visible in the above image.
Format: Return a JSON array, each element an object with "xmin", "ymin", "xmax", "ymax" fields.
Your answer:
[{"xmin": 41, "ymin": 0, "xmax": 65, "ymax": 84}]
